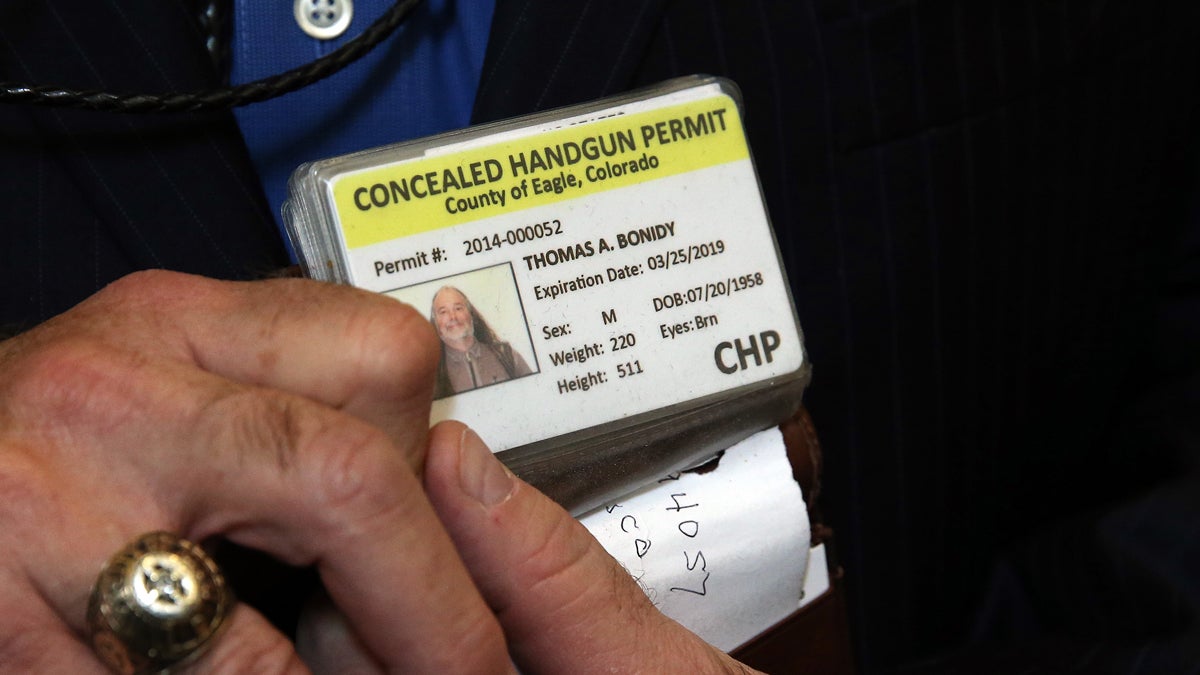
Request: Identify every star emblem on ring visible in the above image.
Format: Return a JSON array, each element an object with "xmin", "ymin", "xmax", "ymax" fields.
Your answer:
[
  {"xmin": 87, "ymin": 532, "xmax": 233, "ymax": 674},
  {"xmin": 133, "ymin": 553, "xmax": 198, "ymax": 616}
]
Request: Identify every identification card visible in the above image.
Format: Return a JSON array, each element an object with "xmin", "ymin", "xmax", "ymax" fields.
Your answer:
[{"xmin": 284, "ymin": 76, "xmax": 809, "ymax": 512}]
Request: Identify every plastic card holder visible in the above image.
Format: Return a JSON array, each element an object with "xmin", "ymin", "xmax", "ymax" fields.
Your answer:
[{"xmin": 284, "ymin": 76, "xmax": 809, "ymax": 514}]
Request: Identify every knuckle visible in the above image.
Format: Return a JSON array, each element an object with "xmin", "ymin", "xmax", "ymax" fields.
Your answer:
[
  {"xmin": 206, "ymin": 388, "xmax": 310, "ymax": 475},
  {"xmin": 215, "ymin": 388, "xmax": 400, "ymax": 519},
  {"xmin": 0, "ymin": 336, "xmax": 146, "ymax": 430},
  {"xmin": 1, "ymin": 336, "xmax": 95, "ymax": 402},
  {"xmin": 89, "ymin": 271, "xmax": 218, "ymax": 347},
  {"xmin": 97, "ymin": 269, "xmax": 197, "ymax": 306},
  {"xmin": 308, "ymin": 420, "xmax": 405, "ymax": 525},
  {"xmin": 196, "ymin": 386, "xmax": 411, "ymax": 536},
  {"xmin": 345, "ymin": 298, "xmax": 440, "ymax": 395}
]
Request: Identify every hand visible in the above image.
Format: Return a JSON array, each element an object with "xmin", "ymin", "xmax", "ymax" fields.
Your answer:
[
  {"xmin": 300, "ymin": 420, "xmax": 764, "ymax": 675},
  {"xmin": 0, "ymin": 271, "xmax": 512, "ymax": 672}
]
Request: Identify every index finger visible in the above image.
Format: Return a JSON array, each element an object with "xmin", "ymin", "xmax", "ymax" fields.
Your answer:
[
  {"xmin": 190, "ymin": 388, "xmax": 511, "ymax": 672},
  {"xmin": 4, "ymin": 274, "xmax": 510, "ymax": 672},
  {"xmin": 76, "ymin": 271, "xmax": 440, "ymax": 466},
  {"xmin": 7, "ymin": 358, "xmax": 511, "ymax": 672}
]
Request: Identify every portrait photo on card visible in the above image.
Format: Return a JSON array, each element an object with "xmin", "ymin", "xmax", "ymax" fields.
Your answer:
[{"xmin": 387, "ymin": 263, "xmax": 538, "ymax": 400}]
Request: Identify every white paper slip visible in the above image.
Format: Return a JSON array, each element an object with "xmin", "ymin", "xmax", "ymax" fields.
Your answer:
[{"xmin": 578, "ymin": 427, "xmax": 812, "ymax": 652}]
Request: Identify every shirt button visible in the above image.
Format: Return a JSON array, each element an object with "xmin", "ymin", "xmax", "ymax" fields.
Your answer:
[{"xmin": 294, "ymin": 0, "xmax": 353, "ymax": 40}]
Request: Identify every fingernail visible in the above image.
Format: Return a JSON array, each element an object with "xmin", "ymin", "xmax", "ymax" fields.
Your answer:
[{"xmin": 458, "ymin": 427, "xmax": 515, "ymax": 506}]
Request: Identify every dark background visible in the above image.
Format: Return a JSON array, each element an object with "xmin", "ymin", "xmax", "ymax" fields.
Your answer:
[{"xmin": 4, "ymin": 1, "xmax": 1200, "ymax": 671}]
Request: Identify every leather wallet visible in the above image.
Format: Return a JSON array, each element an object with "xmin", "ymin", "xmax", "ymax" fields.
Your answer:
[{"xmin": 732, "ymin": 408, "xmax": 856, "ymax": 674}]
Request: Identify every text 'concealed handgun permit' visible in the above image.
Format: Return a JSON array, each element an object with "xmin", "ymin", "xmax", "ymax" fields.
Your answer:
[{"xmin": 328, "ymin": 83, "xmax": 804, "ymax": 452}]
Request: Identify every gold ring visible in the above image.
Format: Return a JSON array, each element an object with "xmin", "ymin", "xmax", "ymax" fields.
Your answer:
[{"xmin": 87, "ymin": 531, "xmax": 233, "ymax": 674}]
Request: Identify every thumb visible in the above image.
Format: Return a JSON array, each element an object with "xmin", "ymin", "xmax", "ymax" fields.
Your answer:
[{"xmin": 423, "ymin": 422, "xmax": 761, "ymax": 675}]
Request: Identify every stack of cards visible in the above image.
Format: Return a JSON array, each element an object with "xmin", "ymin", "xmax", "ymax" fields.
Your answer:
[{"xmin": 283, "ymin": 76, "xmax": 809, "ymax": 513}]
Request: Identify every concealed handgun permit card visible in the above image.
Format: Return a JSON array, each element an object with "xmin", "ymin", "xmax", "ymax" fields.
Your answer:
[{"xmin": 285, "ymin": 76, "xmax": 808, "ymax": 490}]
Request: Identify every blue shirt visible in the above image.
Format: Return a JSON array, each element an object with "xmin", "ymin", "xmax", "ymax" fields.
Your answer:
[{"xmin": 230, "ymin": 0, "xmax": 495, "ymax": 256}]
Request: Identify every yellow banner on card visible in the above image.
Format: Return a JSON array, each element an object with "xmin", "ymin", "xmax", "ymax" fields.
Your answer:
[{"xmin": 333, "ymin": 95, "xmax": 749, "ymax": 250}]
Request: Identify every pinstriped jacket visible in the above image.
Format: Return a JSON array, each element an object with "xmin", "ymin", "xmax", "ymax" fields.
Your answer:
[{"xmin": 3, "ymin": 1, "xmax": 1200, "ymax": 670}]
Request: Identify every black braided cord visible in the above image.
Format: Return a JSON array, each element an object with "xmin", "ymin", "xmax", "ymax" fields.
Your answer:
[{"xmin": 0, "ymin": 0, "xmax": 422, "ymax": 113}]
